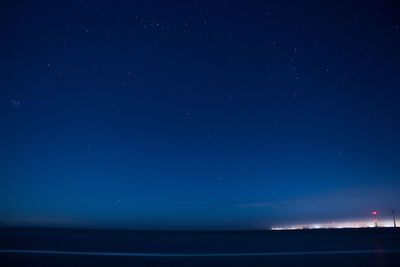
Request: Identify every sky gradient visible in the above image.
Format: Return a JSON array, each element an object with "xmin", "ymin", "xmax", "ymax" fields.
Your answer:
[{"xmin": 1, "ymin": 0, "xmax": 400, "ymax": 229}]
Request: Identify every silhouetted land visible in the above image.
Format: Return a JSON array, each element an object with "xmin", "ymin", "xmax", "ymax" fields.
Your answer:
[{"xmin": 1, "ymin": 227, "xmax": 400, "ymax": 266}]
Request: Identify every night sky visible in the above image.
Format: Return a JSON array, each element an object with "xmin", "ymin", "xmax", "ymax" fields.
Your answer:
[{"xmin": 1, "ymin": 0, "xmax": 400, "ymax": 230}]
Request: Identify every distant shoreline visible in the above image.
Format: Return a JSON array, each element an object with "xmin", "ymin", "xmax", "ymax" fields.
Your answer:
[{"xmin": 0, "ymin": 225, "xmax": 399, "ymax": 233}]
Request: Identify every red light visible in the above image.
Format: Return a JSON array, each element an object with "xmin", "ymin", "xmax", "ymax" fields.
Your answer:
[{"xmin": 372, "ymin": 211, "xmax": 377, "ymax": 215}]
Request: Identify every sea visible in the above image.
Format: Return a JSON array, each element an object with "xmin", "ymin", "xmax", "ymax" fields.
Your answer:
[{"xmin": 1, "ymin": 227, "xmax": 399, "ymax": 266}]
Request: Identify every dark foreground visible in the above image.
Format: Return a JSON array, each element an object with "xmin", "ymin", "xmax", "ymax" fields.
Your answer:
[{"xmin": 1, "ymin": 227, "xmax": 400, "ymax": 266}]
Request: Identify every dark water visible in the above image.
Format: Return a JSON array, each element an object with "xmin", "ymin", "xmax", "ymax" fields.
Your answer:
[{"xmin": 1, "ymin": 227, "xmax": 400, "ymax": 266}]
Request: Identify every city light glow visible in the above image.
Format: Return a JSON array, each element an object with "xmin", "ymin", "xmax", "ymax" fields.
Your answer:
[{"xmin": 271, "ymin": 219, "xmax": 396, "ymax": 230}]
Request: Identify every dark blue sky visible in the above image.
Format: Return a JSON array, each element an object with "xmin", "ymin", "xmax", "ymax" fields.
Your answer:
[{"xmin": 1, "ymin": 0, "xmax": 400, "ymax": 229}]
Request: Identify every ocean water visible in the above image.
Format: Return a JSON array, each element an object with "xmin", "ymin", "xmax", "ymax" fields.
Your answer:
[{"xmin": 1, "ymin": 227, "xmax": 400, "ymax": 266}]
